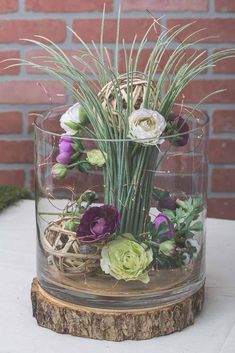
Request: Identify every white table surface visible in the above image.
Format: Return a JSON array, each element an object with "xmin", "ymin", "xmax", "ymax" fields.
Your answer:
[{"xmin": 0, "ymin": 200, "xmax": 235, "ymax": 353}]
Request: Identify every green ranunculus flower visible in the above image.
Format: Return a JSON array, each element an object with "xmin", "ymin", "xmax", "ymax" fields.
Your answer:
[
  {"xmin": 86, "ymin": 149, "xmax": 107, "ymax": 167},
  {"xmin": 100, "ymin": 234, "xmax": 153, "ymax": 284}
]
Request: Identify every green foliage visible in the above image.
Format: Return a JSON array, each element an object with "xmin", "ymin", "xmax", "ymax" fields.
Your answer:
[
  {"xmin": 0, "ymin": 185, "xmax": 31, "ymax": 212},
  {"xmin": 162, "ymin": 197, "xmax": 203, "ymax": 244},
  {"xmin": 147, "ymin": 196, "xmax": 203, "ymax": 269},
  {"xmin": 4, "ymin": 13, "xmax": 230, "ymax": 239}
]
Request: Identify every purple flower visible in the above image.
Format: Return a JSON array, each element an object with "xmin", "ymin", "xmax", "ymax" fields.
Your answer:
[
  {"xmin": 56, "ymin": 135, "xmax": 74, "ymax": 165},
  {"xmin": 153, "ymin": 214, "xmax": 174, "ymax": 240},
  {"xmin": 77, "ymin": 205, "xmax": 121, "ymax": 243},
  {"xmin": 158, "ymin": 197, "xmax": 177, "ymax": 210},
  {"xmin": 59, "ymin": 135, "xmax": 74, "ymax": 154},
  {"xmin": 56, "ymin": 151, "xmax": 72, "ymax": 164},
  {"xmin": 168, "ymin": 114, "xmax": 189, "ymax": 146}
]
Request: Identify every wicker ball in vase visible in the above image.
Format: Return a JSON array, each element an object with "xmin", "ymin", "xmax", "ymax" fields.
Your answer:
[
  {"xmin": 98, "ymin": 72, "xmax": 155, "ymax": 126},
  {"xmin": 42, "ymin": 216, "xmax": 102, "ymax": 274}
]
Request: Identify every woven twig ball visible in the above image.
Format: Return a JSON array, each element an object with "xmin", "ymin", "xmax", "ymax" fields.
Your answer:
[
  {"xmin": 98, "ymin": 72, "xmax": 155, "ymax": 126},
  {"xmin": 43, "ymin": 217, "xmax": 102, "ymax": 274}
]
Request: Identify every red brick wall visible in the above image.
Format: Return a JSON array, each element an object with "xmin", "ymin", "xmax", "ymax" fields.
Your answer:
[{"xmin": 0, "ymin": 0, "xmax": 235, "ymax": 219}]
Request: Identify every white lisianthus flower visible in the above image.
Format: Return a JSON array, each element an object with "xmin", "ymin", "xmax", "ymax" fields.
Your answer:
[
  {"xmin": 128, "ymin": 108, "xmax": 166, "ymax": 145},
  {"xmin": 60, "ymin": 103, "xmax": 88, "ymax": 135}
]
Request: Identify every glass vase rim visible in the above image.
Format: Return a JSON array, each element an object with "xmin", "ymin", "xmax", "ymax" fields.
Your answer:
[{"xmin": 34, "ymin": 104, "xmax": 209, "ymax": 142}]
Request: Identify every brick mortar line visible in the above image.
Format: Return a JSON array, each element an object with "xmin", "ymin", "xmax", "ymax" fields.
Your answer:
[
  {"xmin": 24, "ymin": 168, "xmax": 32, "ymax": 188},
  {"xmin": 209, "ymin": 163, "xmax": 235, "ymax": 167},
  {"xmin": 113, "ymin": 0, "xmax": 120, "ymax": 14},
  {"xmin": 1, "ymin": 42, "xmax": 235, "ymax": 51},
  {"xmin": 0, "ymin": 164, "xmax": 33, "ymax": 169},
  {"xmin": 208, "ymin": 163, "xmax": 213, "ymax": 193},
  {"xmin": 210, "ymin": 133, "xmax": 235, "ymax": 139},
  {"xmin": 0, "ymin": 135, "xmax": 34, "ymax": 140},
  {"xmin": 209, "ymin": 0, "xmax": 216, "ymax": 13},
  {"xmin": 22, "ymin": 113, "xmax": 31, "ymax": 135},
  {"xmin": 18, "ymin": 0, "xmax": 24, "ymax": 12},
  {"xmin": 1, "ymin": 12, "xmax": 235, "ymax": 19},
  {"xmin": 209, "ymin": 192, "xmax": 235, "ymax": 197},
  {"xmin": 3, "ymin": 72, "xmax": 235, "ymax": 81}
]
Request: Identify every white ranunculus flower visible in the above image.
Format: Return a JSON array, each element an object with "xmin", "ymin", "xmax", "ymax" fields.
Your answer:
[
  {"xmin": 128, "ymin": 108, "xmax": 166, "ymax": 145},
  {"xmin": 60, "ymin": 103, "xmax": 88, "ymax": 135}
]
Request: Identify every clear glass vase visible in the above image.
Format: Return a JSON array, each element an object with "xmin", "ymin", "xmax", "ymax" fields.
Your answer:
[{"xmin": 35, "ymin": 106, "xmax": 208, "ymax": 309}]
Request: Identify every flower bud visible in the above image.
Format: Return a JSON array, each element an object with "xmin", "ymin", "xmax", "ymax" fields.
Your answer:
[
  {"xmin": 153, "ymin": 213, "xmax": 175, "ymax": 239},
  {"xmin": 80, "ymin": 190, "xmax": 97, "ymax": 203},
  {"xmin": 158, "ymin": 197, "xmax": 177, "ymax": 210},
  {"xmin": 167, "ymin": 114, "xmax": 189, "ymax": 147},
  {"xmin": 86, "ymin": 149, "xmax": 107, "ymax": 167},
  {"xmin": 159, "ymin": 240, "xmax": 176, "ymax": 257},
  {"xmin": 51, "ymin": 163, "xmax": 67, "ymax": 179}
]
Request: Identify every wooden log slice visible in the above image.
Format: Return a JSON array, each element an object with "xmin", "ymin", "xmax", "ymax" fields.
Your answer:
[{"xmin": 31, "ymin": 278, "xmax": 204, "ymax": 341}]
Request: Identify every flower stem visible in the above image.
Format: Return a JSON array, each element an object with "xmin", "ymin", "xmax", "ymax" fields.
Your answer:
[{"xmin": 103, "ymin": 141, "xmax": 159, "ymax": 237}]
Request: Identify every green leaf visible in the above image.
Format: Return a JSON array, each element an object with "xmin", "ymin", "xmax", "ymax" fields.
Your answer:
[
  {"xmin": 65, "ymin": 121, "xmax": 79, "ymax": 130},
  {"xmin": 77, "ymin": 160, "xmax": 91, "ymax": 173},
  {"xmin": 72, "ymin": 140, "xmax": 84, "ymax": 153},
  {"xmin": 184, "ymin": 215, "xmax": 194, "ymax": 228},
  {"xmin": 190, "ymin": 221, "xmax": 203, "ymax": 232},
  {"xmin": 70, "ymin": 151, "xmax": 80, "ymax": 161},
  {"xmin": 176, "ymin": 198, "xmax": 188, "ymax": 210},
  {"xmin": 148, "ymin": 222, "xmax": 158, "ymax": 238},
  {"xmin": 186, "ymin": 232, "xmax": 195, "ymax": 238},
  {"xmin": 161, "ymin": 209, "xmax": 175, "ymax": 220}
]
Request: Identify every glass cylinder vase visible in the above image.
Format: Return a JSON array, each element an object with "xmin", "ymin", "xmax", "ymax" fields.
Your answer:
[{"xmin": 35, "ymin": 106, "xmax": 208, "ymax": 310}]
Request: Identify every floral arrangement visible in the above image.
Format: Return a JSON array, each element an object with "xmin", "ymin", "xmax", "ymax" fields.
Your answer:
[{"xmin": 8, "ymin": 11, "xmax": 235, "ymax": 284}]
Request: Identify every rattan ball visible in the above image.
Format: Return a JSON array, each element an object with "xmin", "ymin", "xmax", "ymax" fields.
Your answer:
[
  {"xmin": 98, "ymin": 72, "xmax": 155, "ymax": 126},
  {"xmin": 43, "ymin": 217, "xmax": 102, "ymax": 274}
]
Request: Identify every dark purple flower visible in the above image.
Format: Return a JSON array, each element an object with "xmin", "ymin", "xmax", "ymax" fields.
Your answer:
[
  {"xmin": 56, "ymin": 135, "xmax": 74, "ymax": 165},
  {"xmin": 153, "ymin": 213, "xmax": 175, "ymax": 240},
  {"xmin": 77, "ymin": 205, "xmax": 121, "ymax": 243},
  {"xmin": 158, "ymin": 197, "xmax": 177, "ymax": 210},
  {"xmin": 168, "ymin": 113, "xmax": 189, "ymax": 146}
]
